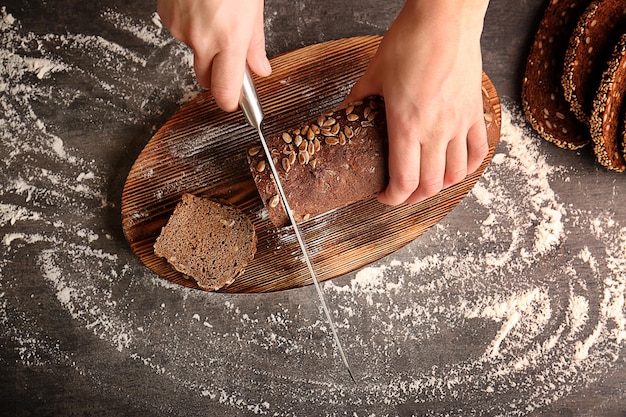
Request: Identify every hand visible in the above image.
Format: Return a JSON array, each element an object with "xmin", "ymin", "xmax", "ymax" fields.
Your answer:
[
  {"xmin": 157, "ymin": 0, "xmax": 272, "ymax": 111},
  {"xmin": 342, "ymin": 0, "xmax": 490, "ymax": 205}
]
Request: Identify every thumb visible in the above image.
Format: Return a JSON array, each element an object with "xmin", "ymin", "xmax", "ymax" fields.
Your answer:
[{"xmin": 339, "ymin": 69, "xmax": 380, "ymax": 109}]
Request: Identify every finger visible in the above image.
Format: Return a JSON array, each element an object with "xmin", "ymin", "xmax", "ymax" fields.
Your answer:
[
  {"xmin": 210, "ymin": 51, "xmax": 247, "ymax": 112},
  {"xmin": 193, "ymin": 48, "xmax": 214, "ymax": 89},
  {"xmin": 442, "ymin": 134, "xmax": 468, "ymax": 189},
  {"xmin": 377, "ymin": 111, "xmax": 421, "ymax": 206},
  {"xmin": 405, "ymin": 137, "xmax": 447, "ymax": 204},
  {"xmin": 339, "ymin": 68, "xmax": 380, "ymax": 109},
  {"xmin": 466, "ymin": 120, "xmax": 489, "ymax": 175},
  {"xmin": 247, "ymin": 1, "xmax": 272, "ymax": 77}
]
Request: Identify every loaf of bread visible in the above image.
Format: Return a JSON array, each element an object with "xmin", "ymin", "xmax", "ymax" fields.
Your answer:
[
  {"xmin": 590, "ymin": 32, "xmax": 626, "ymax": 172},
  {"xmin": 153, "ymin": 193, "xmax": 257, "ymax": 291},
  {"xmin": 523, "ymin": 0, "xmax": 626, "ymax": 173},
  {"xmin": 248, "ymin": 85, "xmax": 500, "ymax": 229},
  {"xmin": 522, "ymin": 0, "xmax": 589, "ymax": 150},
  {"xmin": 248, "ymin": 96, "xmax": 388, "ymax": 228},
  {"xmin": 562, "ymin": 0, "xmax": 626, "ymax": 126}
]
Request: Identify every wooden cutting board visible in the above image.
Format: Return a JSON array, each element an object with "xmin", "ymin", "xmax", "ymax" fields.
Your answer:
[{"xmin": 121, "ymin": 36, "xmax": 501, "ymax": 293}]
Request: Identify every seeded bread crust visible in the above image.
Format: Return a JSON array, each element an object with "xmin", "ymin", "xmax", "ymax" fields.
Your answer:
[
  {"xmin": 522, "ymin": 0, "xmax": 590, "ymax": 150},
  {"xmin": 249, "ymin": 84, "xmax": 499, "ymax": 229},
  {"xmin": 154, "ymin": 193, "xmax": 257, "ymax": 291},
  {"xmin": 562, "ymin": 0, "xmax": 626, "ymax": 125},
  {"xmin": 590, "ymin": 32, "xmax": 626, "ymax": 172},
  {"xmin": 248, "ymin": 97, "xmax": 387, "ymax": 228}
]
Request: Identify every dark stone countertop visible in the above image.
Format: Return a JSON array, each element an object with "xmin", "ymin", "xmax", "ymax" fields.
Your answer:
[{"xmin": 1, "ymin": 1, "xmax": 625, "ymax": 416}]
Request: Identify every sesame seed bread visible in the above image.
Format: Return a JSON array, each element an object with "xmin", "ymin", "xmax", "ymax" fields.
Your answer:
[
  {"xmin": 590, "ymin": 32, "xmax": 626, "ymax": 172},
  {"xmin": 153, "ymin": 193, "xmax": 257, "ymax": 291},
  {"xmin": 562, "ymin": 0, "xmax": 626, "ymax": 125},
  {"xmin": 522, "ymin": 0, "xmax": 590, "ymax": 150}
]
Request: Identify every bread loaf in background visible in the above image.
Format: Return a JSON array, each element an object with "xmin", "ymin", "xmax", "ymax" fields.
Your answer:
[
  {"xmin": 523, "ymin": 0, "xmax": 626, "ymax": 172},
  {"xmin": 154, "ymin": 193, "xmax": 257, "ymax": 291}
]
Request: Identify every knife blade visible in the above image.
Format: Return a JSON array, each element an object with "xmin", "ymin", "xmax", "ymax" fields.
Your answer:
[{"xmin": 239, "ymin": 68, "xmax": 355, "ymax": 383}]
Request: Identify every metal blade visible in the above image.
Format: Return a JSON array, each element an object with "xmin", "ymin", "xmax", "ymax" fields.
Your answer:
[{"xmin": 240, "ymin": 68, "xmax": 355, "ymax": 383}]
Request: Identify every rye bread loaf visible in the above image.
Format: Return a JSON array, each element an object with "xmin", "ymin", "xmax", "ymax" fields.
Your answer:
[
  {"xmin": 248, "ymin": 96, "xmax": 387, "ymax": 228},
  {"xmin": 522, "ymin": 0, "xmax": 590, "ymax": 150},
  {"xmin": 562, "ymin": 0, "xmax": 626, "ymax": 125},
  {"xmin": 153, "ymin": 193, "xmax": 257, "ymax": 291},
  {"xmin": 249, "ymin": 84, "xmax": 499, "ymax": 228},
  {"xmin": 590, "ymin": 32, "xmax": 626, "ymax": 172}
]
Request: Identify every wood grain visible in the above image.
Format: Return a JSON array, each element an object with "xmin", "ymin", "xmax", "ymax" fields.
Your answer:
[{"xmin": 121, "ymin": 36, "xmax": 502, "ymax": 293}]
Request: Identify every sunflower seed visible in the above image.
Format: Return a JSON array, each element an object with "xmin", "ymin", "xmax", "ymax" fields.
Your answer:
[
  {"xmin": 307, "ymin": 128, "xmax": 316, "ymax": 140},
  {"xmin": 311, "ymin": 124, "xmax": 321, "ymax": 135},
  {"xmin": 294, "ymin": 134, "xmax": 303, "ymax": 147},
  {"xmin": 317, "ymin": 115, "xmax": 326, "ymax": 127},
  {"xmin": 256, "ymin": 160, "xmax": 266, "ymax": 172},
  {"xmin": 366, "ymin": 110, "xmax": 378, "ymax": 121},
  {"xmin": 323, "ymin": 117, "xmax": 336, "ymax": 127},
  {"xmin": 269, "ymin": 195, "xmax": 280, "ymax": 208},
  {"xmin": 298, "ymin": 150, "xmax": 310, "ymax": 165},
  {"xmin": 345, "ymin": 105, "xmax": 354, "ymax": 115},
  {"xmin": 325, "ymin": 136, "xmax": 339, "ymax": 145},
  {"xmin": 339, "ymin": 132, "xmax": 347, "ymax": 145},
  {"xmin": 288, "ymin": 151, "xmax": 296, "ymax": 165},
  {"xmin": 330, "ymin": 123, "xmax": 340, "ymax": 135},
  {"xmin": 364, "ymin": 106, "xmax": 372, "ymax": 119},
  {"xmin": 248, "ymin": 145, "xmax": 261, "ymax": 156},
  {"xmin": 347, "ymin": 113, "xmax": 359, "ymax": 122},
  {"xmin": 344, "ymin": 126, "xmax": 354, "ymax": 138},
  {"xmin": 298, "ymin": 140, "xmax": 308, "ymax": 152},
  {"xmin": 282, "ymin": 132, "xmax": 293, "ymax": 143},
  {"xmin": 313, "ymin": 138, "xmax": 321, "ymax": 153},
  {"xmin": 282, "ymin": 157, "xmax": 291, "ymax": 172}
]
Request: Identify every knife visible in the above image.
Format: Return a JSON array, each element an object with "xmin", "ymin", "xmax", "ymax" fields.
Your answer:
[{"xmin": 239, "ymin": 67, "xmax": 356, "ymax": 383}]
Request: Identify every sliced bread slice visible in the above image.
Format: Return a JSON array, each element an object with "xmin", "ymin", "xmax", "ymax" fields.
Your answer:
[
  {"xmin": 590, "ymin": 32, "xmax": 626, "ymax": 171},
  {"xmin": 562, "ymin": 0, "xmax": 626, "ymax": 125},
  {"xmin": 154, "ymin": 193, "xmax": 257, "ymax": 291},
  {"xmin": 522, "ymin": 0, "xmax": 590, "ymax": 150}
]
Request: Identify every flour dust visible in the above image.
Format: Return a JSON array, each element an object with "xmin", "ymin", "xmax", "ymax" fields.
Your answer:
[{"xmin": 1, "ymin": 6, "xmax": 625, "ymax": 417}]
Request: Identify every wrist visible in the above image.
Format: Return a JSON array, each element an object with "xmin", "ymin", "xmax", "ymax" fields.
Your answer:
[{"xmin": 403, "ymin": 0, "xmax": 489, "ymax": 40}]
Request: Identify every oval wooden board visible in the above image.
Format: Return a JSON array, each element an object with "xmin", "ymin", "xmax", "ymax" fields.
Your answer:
[{"xmin": 121, "ymin": 36, "xmax": 502, "ymax": 293}]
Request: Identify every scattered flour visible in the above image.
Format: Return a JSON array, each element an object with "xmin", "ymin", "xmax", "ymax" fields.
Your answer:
[{"xmin": 0, "ymin": 5, "xmax": 625, "ymax": 417}]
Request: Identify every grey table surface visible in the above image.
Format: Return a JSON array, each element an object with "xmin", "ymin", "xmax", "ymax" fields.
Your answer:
[{"xmin": 1, "ymin": 0, "xmax": 625, "ymax": 416}]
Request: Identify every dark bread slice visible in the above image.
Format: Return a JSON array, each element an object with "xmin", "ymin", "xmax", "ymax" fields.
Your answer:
[
  {"xmin": 590, "ymin": 32, "xmax": 626, "ymax": 171},
  {"xmin": 154, "ymin": 193, "xmax": 257, "ymax": 290},
  {"xmin": 249, "ymin": 78, "xmax": 500, "ymax": 228},
  {"xmin": 562, "ymin": 0, "xmax": 626, "ymax": 125},
  {"xmin": 248, "ymin": 96, "xmax": 387, "ymax": 228},
  {"xmin": 522, "ymin": 0, "xmax": 590, "ymax": 150}
]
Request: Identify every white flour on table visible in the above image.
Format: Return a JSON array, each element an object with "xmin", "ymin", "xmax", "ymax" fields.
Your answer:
[{"xmin": 1, "ymin": 6, "xmax": 625, "ymax": 416}]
